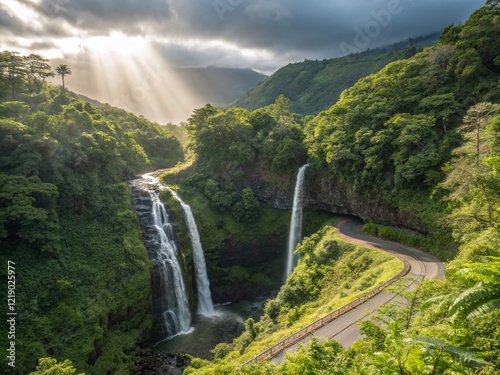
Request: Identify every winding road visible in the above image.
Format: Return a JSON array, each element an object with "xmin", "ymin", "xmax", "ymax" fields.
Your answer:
[{"xmin": 268, "ymin": 217, "xmax": 445, "ymax": 364}]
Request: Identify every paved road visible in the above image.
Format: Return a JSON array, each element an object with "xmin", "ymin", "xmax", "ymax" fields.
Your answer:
[{"xmin": 271, "ymin": 218, "xmax": 445, "ymax": 364}]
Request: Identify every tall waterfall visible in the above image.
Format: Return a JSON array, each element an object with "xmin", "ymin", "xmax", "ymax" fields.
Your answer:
[
  {"xmin": 285, "ymin": 164, "xmax": 309, "ymax": 280},
  {"xmin": 168, "ymin": 188, "xmax": 215, "ymax": 316},
  {"xmin": 132, "ymin": 188, "xmax": 191, "ymax": 337}
]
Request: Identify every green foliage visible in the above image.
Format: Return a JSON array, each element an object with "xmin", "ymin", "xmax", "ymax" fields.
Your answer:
[
  {"xmin": 468, "ymin": 309, "xmax": 500, "ymax": 372},
  {"xmin": 55, "ymin": 64, "xmax": 71, "ymax": 94},
  {"xmin": 0, "ymin": 101, "xmax": 31, "ymax": 120},
  {"xmin": 182, "ymin": 224, "xmax": 401, "ymax": 374},
  {"xmin": 212, "ymin": 342, "xmax": 233, "ymax": 361},
  {"xmin": 0, "ymin": 50, "xmax": 28, "ymax": 100},
  {"xmin": 369, "ymin": 320, "xmax": 489, "ymax": 374},
  {"xmin": 358, "ymin": 321, "xmax": 386, "ymax": 351},
  {"xmin": 270, "ymin": 138, "xmax": 307, "ymax": 174},
  {"xmin": 306, "ymin": 53, "xmax": 461, "ymax": 197},
  {"xmin": 0, "ymin": 51, "xmax": 185, "ymax": 374},
  {"xmin": 30, "ymin": 357, "xmax": 85, "ymax": 375},
  {"xmin": 448, "ymin": 258, "xmax": 500, "ymax": 321},
  {"xmin": 2, "ymin": 5, "xmax": 500, "ymax": 375},
  {"xmin": 279, "ymin": 336, "xmax": 344, "ymax": 375},
  {"xmin": 187, "ymin": 96, "xmax": 306, "ymax": 180},
  {"xmin": 363, "ymin": 222, "xmax": 454, "ymax": 260},
  {"xmin": 232, "ymin": 188, "xmax": 260, "ymax": 223},
  {"xmin": 443, "ymin": 108, "xmax": 500, "ymax": 261},
  {"xmin": 257, "ymin": 223, "xmax": 398, "ymax": 339},
  {"xmin": 181, "ymin": 6, "xmax": 500, "ymax": 374},
  {"xmin": 234, "ymin": 43, "xmax": 438, "ymax": 116},
  {"xmin": 0, "ymin": 173, "xmax": 59, "ymax": 250},
  {"xmin": 164, "ymin": 122, "xmax": 189, "ymax": 145}
]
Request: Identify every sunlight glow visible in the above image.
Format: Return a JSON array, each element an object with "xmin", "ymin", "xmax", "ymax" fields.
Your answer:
[
  {"xmin": 82, "ymin": 33, "xmax": 149, "ymax": 56},
  {"xmin": 162, "ymin": 37, "xmax": 275, "ymax": 62},
  {"xmin": 64, "ymin": 35, "xmax": 201, "ymax": 124},
  {"xmin": 0, "ymin": 2, "xmax": 272, "ymax": 124},
  {"xmin": 3, "ymin": 0, "xmax": 39, "ymax": 23}
]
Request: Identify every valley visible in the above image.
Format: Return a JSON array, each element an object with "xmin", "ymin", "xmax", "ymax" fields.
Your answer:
[{"xmin": 0, "ymin": 2, "xmax": 499, "ymax": 375}]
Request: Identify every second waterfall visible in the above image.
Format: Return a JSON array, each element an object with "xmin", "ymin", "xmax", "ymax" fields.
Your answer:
[
  {"xmin": 284, "ymin": 164, "xmax": 309, "ymax": 280},
  {"xmin": 168, "ymin": 188, "xmax": 215, "ymax": 316}
]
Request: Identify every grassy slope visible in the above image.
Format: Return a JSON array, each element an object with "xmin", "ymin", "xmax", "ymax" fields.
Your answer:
[{"xmin": 184, "ymin": 223, "xmax": 402, "ymax": 373}]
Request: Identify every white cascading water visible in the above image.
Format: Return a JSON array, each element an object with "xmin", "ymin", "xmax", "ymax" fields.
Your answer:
[
  {"xmin": 168, "ymin": 188, "xmax": 215, "ymax": 316},
  {"xmin": 284, "ymin": 164, "xmax": 309, "ymax": 280},
  {"xmin": 149, "ymin": 191, "xmax": 192, "ymax": 335}
]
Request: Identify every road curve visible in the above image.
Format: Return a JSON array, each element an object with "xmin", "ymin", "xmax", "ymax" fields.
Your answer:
[{"xmin": 270, "ymin": 217, "xmax": 445, "ymax": 364}]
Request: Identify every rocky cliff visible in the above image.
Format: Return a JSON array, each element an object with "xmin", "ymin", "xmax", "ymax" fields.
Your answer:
[{"xmin": 246, "ymin": 167, "xmax": 426, "ymax": 233}]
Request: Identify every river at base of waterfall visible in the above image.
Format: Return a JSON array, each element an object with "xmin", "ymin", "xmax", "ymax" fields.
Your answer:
[{"xmin": 153, "ymin": 296, "xmax": 267, "ymax": 359}]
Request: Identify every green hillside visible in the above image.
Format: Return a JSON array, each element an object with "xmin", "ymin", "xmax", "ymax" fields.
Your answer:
[
  {"xmin": 0, "ymin": 53, "xmax": 184, "ymax": 374},
  {"xmin": 1, "ymin": 2, "xmax": 500, "ymax": 374},
  {"xmin": 173, "ymin": 66, "xmax": 267, "ymax": 106},
  {"xmin": 168, "ymin": 3, "xmax": 500, "ymax": 373},
  {"xmin": 233, "ymin": 35, "xmax": 439, "ymax": 116}
]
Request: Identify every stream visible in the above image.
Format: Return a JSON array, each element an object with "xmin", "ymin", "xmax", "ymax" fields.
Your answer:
[{"xmin": 154, "ymin": 297, "xmax": 267, "ymax": 359}]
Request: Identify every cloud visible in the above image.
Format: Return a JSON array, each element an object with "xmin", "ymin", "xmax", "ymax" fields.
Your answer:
[
  {"xmin": 158, "ymin": 0, "xmax": 484, "ymax": 62},
  {"xmin": 2, "ymin": 0, "xmax": 484, "ymax": 60},
  {"xmin": 244, "ymin": 1, "xmax": 293, "ymax": 21},
  {"xmin": 0, "ymin": 0, "xmax": 486, "ymax": 123},
  {"xmin": 0, "ymin": 4, "xmax": 27, "ymax": 35},
  {"xmin": 19, "ymin": 0, "xmax": 171, "ymax": 36}
]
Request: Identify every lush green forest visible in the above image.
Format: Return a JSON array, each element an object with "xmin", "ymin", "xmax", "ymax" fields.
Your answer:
[
  {"xmin": 171, "ymin": 2, "xmax": 500, "ymax": 374},
  {"xmin": 1, "ymin": 2, "xmax": 500, "ymax": 375},
  {"xmin": 0, "ymin": 51, "xmax": 184, "ymax": 374},
  {"xmin": 233, "ymin": 34, "xmax": 438, "ymax": 116}
]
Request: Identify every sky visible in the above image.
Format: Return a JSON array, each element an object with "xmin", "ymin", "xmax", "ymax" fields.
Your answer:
[{"xmin": 0, "ymin": 0, "xmax": 485, "ymax": 123}]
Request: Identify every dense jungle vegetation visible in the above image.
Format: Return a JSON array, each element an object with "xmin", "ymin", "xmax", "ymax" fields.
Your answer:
[
  {"xmin": 1, "ymin": 1, "xmax": 500, "ymax": 374},
  {"xmin": 175, "ymin": 2, "xmax": 500, "ymax": 374},
  {"xmin": 233, "ymin": 33, "xmax": 439, "ymax": 116},
  {"xmin": 0, "ymin": 51, "xmax": 183, "ymax": 374}
]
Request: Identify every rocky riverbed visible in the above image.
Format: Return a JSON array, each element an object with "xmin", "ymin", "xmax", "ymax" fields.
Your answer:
[{"xmin": 136, "ymin": 349, "xmax": 190, "ymax": 375}]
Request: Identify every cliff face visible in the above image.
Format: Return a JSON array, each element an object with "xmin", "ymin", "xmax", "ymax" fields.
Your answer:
[
  {"xmin": 304, "ymin": 174, "xmax": 425, "ymax": 232},
  {"xmin": 247, "ymin": 168, "xmax": 426, "ymax": 233},
  {"xmin": 131, "ymin": 188, "xmax": 196, "ymax": 337},
  {"xmin": 209, "ymin": 236, "xmax": 287, "ymax": 303}
]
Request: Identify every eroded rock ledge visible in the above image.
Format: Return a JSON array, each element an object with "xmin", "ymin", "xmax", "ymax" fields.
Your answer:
[{"xmin": 247, "ymin": 170, "xmax": 426, "ymax": 233}]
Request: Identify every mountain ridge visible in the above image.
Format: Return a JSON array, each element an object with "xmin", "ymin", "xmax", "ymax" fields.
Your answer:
[{"xmin": 233, "ymin": 33, "xmax": 440, "ymax": 116}]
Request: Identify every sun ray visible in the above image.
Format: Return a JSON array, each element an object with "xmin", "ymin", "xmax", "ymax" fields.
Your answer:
[{"xmin": 55, "ymin": 34, "xmax": 202, "ymax": 124}]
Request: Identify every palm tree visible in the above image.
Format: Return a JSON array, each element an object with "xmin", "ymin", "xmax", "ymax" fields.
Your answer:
[{"xmin": 55, "ymin": 64, "xmax": 71, "ymax": 94}]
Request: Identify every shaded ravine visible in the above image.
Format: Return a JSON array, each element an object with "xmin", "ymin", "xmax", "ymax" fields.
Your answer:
[{"xmin": 248, "ymin": 218, "xmax": 445, "ymax": 365}]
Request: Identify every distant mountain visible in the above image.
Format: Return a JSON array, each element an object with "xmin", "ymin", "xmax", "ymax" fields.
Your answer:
[
  {"xmin": 76, "ymin": 93, "xmax": 104, "ymax": 108},
  {"xmin": 173, "ymin": 66, "xmax": 267, "ymax": 107},
  {"xmin": 233, "ymin": 33, "xmax": 440, "ymax": 116},
  {"xmin": 78, "ymin": 66, "xmax": 267, "ymax": 124}
]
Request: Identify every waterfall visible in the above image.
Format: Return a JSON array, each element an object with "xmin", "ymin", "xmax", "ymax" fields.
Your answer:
[
  {"xmin": 285, "ymin": 164, "xmax": 309, "ymax": 280},
  {"xmin": 168, "ymin": 188, "xmax": 215, "ymax": 316},
  {"xmin": 132, "ymin": 189, "xmax": 191, "ymax": 337}
]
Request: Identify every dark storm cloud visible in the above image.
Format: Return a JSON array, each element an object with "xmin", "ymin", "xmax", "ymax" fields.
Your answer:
[
  {"xmin": 0, "ymin": 5, "xmax": 26, "ymax": 35},
  {"xmin": 0, "ymin": 0, "xmax": 486, "ymax": 69},
  {"xmin": 164, "ymin": 0, "xmax": 484, "ymax": 58},
  {"xmin": 21, "ymin": 0, "xmax": 171, "ymax": 36}
]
